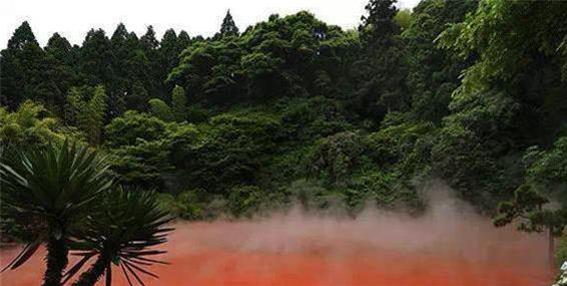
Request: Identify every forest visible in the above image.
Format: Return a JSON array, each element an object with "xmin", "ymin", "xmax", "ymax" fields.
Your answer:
[{"xmin": 0, "ymin": 0, "xmax": 567, "ymax": 285}]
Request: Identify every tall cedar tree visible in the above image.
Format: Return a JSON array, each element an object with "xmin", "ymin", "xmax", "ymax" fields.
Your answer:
[
  {"xmin": 0, "ymin": 22, "xmax": 45, "ymax": 110},
  {"xmin": 360, "ymin": 0, "xmax": 399, "ymax": 47},
  {"xmin": 139, "ymin": 26, "xmax": 162, "ymax": 101},
  {"xmin": 43, "ymin": 33, "xmax": 77, "ymax": 115},
  {"xmin": 216, "ymin": 10, "xmax": 240, "ymax": 39},
  {"xmin": 80, "ymin": 29, "xmax": 114, "ymax": 88}
]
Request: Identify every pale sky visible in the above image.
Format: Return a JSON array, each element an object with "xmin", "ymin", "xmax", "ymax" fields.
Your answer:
[{"xmin": 1, "ymin": 0, "xmax": 420, "ymax": 48}]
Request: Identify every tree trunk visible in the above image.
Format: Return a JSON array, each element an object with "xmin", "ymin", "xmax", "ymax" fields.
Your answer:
[
  {"xmin": 42, "ymin": 237, "xmax": 69, "ymax": 286},
  {"xmin": 106, "ymin": 262, "xmax": 112, "ymax": 286},
  {"xmin": 72, "ymin": 254, "xmax": 110, "ymax": 286}
]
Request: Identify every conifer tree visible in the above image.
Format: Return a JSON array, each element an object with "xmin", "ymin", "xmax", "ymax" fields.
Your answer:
[
  {"xmin": 108, "ymin": 23, "xmax": 150, "ymax": 117},
  {"xmin": 140, "ymin": 25, "xmax": 160, "ymax": 51},
  {"xmin": 157, "ymin": 29, "xmax": 190, "ymax": 100},
  {"xmin": 0, "ymin": 21, "xmax": 45, "ymax": 109},
  {"xmin": 177, "ymin": 30, "xmax": 192, "ymax": 51},
  {"xmin": 7, "ymin": 21, "xmax": 38, "ymax": 50},
  {"xmin": 140, "ymin": 26, "xmax": 163, "ymax": 99},
  {"xmin": 216, "ymin": 10, "xmax": 240, "ymax": 39},
  {"xmin": 43, "ymin": 33, "xmax": 77, "ymax": 115},
  {"xmin": 110, "ymin": 23, "xmax": 132, "ymax": 92},
  {"xmin": 360, "ymin": 0, "xmax": 399, "ymax": 47},
  {"xmin": 45, "ymin": 33, "xmax": 73, "ymax": 62},
  {"xmin": 352, "ymin": 0, "xmax": 407, "ymax": 120},
  {"xmin": 80, "ymin": 29, "xmax": 114, "ymax": 86},
  {"xmin": 159, "ymin": 29, "xmax": 179, "ymax": 76}
]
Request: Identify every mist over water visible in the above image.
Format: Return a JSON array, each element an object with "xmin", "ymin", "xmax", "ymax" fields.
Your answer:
[{"xmin": 0, "ymin": 184, "xmax": 555, "ymax": 285}]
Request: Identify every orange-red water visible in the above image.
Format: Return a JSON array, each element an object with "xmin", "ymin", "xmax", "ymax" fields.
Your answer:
[{"xmin": 0, "ymin": 205, "xmax": 555, "ymax": 286}]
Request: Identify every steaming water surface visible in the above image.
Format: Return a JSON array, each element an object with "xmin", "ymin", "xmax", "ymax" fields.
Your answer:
[{"xmin": 0, "ymin": 201, "xmax": 555, "ymax": 285}]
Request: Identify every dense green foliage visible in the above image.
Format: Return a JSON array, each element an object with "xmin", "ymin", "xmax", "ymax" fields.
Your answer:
[
  {"xmin": 0, "ymin": 101, "xmax": 67, "ymax": 146},
  {"xmin": 1, "ymin": 0, "xmax": 566, "ymax": 245}
]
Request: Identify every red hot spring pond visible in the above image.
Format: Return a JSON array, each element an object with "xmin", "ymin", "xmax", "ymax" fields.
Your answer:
[{"xmin": 0, "ymin": 203, "xmax": 555, "ymax": 286}]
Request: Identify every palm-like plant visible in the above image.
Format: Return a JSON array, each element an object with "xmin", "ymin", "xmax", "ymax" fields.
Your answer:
[
  {"xmin": 67, "ymin": 188, "xmax": 173, "ymax": 286},
  {"xmin": 0, "ymin": 141, "xmax": 113, "ymax": 286}
]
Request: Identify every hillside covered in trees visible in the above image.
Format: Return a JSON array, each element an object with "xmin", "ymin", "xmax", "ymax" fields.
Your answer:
[{"xmin": 1, "ymin": 0, "xmax": 566, "ymax": 246}]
